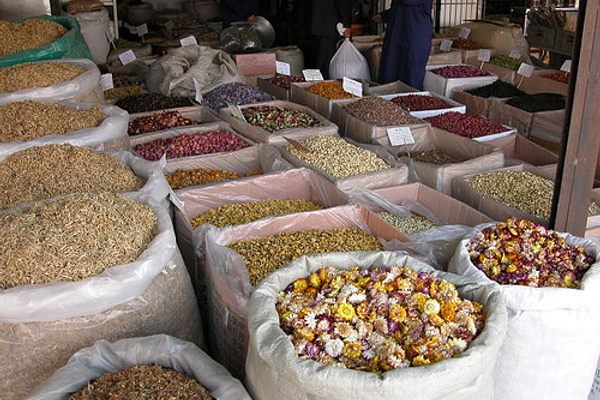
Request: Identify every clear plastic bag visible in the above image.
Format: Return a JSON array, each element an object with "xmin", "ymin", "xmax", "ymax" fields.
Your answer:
[
  {"xmin": 329, "ymin": 39, "xmax": 371, "ymax": 81},
  {"xmin": 26, "ymin": 334, "xmax": 250, "ymax": 400},
  {"xmin": 246, "ymin": 251, "xmax": 507, "ymax": 400}
]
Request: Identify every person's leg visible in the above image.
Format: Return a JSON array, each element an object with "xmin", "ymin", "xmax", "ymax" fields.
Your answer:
[
  {"xmin": 317, "ymin": 36, "xmax": 339, "ymax": 79},
  {"xmin": 402, "ymin": 46, "xmax": 430, "ymax": 90},
  {"xmin": 379, "ymin": 40, "xmax": 402, "ymax": 84}
]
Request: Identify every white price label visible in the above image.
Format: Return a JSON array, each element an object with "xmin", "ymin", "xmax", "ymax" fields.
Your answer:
[
  {"xmin": 458, "ymin": 27, "xmax": 471, "ymax": 39},
  {"xmin": 302, "ymin": 69, "xmax": 324, "ymax": 81},
  {"xmin": 342, "ymin": 77, "xmax": 363, "ymax": 97},
  {"xmin": 560, "ymin": 60, "xmax": 572, "ymax": 73},
  {"xmin": 517, "ymin": 62, "xmax": 534, "ymax": 78},
  {"xmin": 193, "ymin": 78, "xmax": 202, "ymax": 103},
  {"xmin": 509, "ymin": 49, "xmax": 521, "ymax": 59},
  {"xmin": 105, "ymin": 28, "xmax": 114, "ymax": 43},
  {"xmin": 136, "ymin": 23, "xmax": 148, "ymax": 36},
  {"xmin": 440, "ymin": 40, "xmax": 453, "ymax": 52},
  {"xmin": 180, "ymin": 35, "xmax": 198, "ymax": 47},
  {"xmin": 477, "ymin": 49, "xmax": 491, "ymax": 63},
  {"xmin": 118, "ymin": 49, "xmax": 136, "ymax": 65},
  {"xmin": 228, "ymin": 103, "xmax": 246, "ymax": 122},
  {"xmin": 99, "ymin": 73, "xmax": 114, "ymax": 91},
  {"xmin": 387, "ymin": 127, "xmax": 415, "ymax": 146},
  {"xmin": 276, "ymin": 61, "xmax": 291, "ymax": 76}
]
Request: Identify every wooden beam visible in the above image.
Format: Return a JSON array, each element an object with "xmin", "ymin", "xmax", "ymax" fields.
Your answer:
[{"xmin": 551, "ymin": 0, "xmax": 600, "ymax": 235}]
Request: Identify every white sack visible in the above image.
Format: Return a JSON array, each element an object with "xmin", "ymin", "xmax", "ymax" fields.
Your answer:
[{"xmin": 329, "ymin": 39, "xmax": 371, "ymax": 81}]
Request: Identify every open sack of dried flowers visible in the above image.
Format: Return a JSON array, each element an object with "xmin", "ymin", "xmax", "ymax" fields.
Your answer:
[
  {"xmin": 0, "ymin": 59, "xmax": 102, "ymax": 105},
  {"xmin": 245, "ymin": 251, "xmax": 507, "ymax": 400},
  {"xmin": 0, "ymin": 192, "xmax": 202, "ymax": 400},
  {"xmin": 0, "ymin": 101, "xmax": 129, "ymax": 158},
  {"xmin": 448, "ymin": 218, "xmax": 600, "ymax": 400},
  {"xmin": 26, "ymin": 335, "xmax": 251, "ymax": 400}
]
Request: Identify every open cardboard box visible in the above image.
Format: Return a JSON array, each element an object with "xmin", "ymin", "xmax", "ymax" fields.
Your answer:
[
  {"xmin": 486, "ymin": 133, "xmax": 558, "ymax": 167},
  {"xmin": 429, "ymin": 47, "xmax": 463, "ymax": 65},
  {"xmin": 363, "ymin": 80, "xmax": 418, "ymax": 96},
  {"xmin": 289, "ymin": 80, "xmax": 357, "ymax": 119},
  {"xmin": 256, "ymin": 76, "xmax": 301, "ymax": 102},
  {"xmin": 128, "ymin": 106, "xmax": 222, "ymax": 141},
  {"xmin": 466, "ymin": 56, "xmax": 517, "ymax": 85},
  {"xmin": 530, "ymin": 109, "xmax": 567, "ymax": 144},
  {"xmin": 424, "ymin": 63, "xmax": 498, "ymax": 97},
  {"xmin": 488, "ymin": 98, "xmax": 565, "ymax": 138},
  {"xmin": 380, "ymin": 91, "xmax": 466, "ymax": 119},
  {"xmin": 218, "ymin": 100, "xmax": 338, "ymax": 145},
  {"xmin": 520, "ymin": 69, "xmax": 569, "ymax": 96}
]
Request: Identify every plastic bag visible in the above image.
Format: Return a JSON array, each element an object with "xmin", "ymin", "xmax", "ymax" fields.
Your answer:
[
  {"xmin": 246, "ymin": 251, "xmax": 507, "ymax": 400},
  {"xmin": 0, "ymin": 16, "xmax": 92, "ymax": 68},
  {"xmin": 329, "ymin": 38, "xmax": 371, "ymax": 81},
  {"xmin": 0, "ymin": 59, "xmax": 101, "ymax": 105},
  {"xmin": 238, "ymin": 27, "xmax": 262, "ymax": 53},
  {"xmin": 448, "ymin": 225, "xmax": 600, "ymax": 400},
  {"xmin": 220, "ymin": 26, "xmax": 242, "ymax": 53},
  {"xmin": 0, "ymin": 103, "xmax": 128, "ymax": 159},
  {"xmin": 112, "ymin": 151, "xmax": 171, "ymax": 203},
  {"xmin": 202, "ymin": 205, "xmax": 409, "ymax": 379},
  {"xmin": 26, "ymin": 334, "xmax": 251, "ymax": 400}
]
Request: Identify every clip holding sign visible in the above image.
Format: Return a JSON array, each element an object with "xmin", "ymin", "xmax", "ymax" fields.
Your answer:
[{"xmin": 516, "ymin": 62, "xmax": 534, "ymax": 88}]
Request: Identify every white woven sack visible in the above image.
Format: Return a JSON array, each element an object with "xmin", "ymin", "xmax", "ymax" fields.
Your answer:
[{"xmin": 329, "ymin": 39, "xmax": 371, "ymax": 81}]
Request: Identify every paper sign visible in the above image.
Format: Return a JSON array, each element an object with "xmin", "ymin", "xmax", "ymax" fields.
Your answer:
[
  {"xmin": 387, "ymin": 127, "xmax": 415, "ymax": 146},
  {"xmin": 342, "ymin": 77, "xmax": 363, "ymax": 97},
  {"xmin": 193, "ymin": 78, "xmax": 203, "ymax": 103},
  {"xmin": 169, "ymin": 190, "xmax": 185, "ymax": 212},
  {"xmin": 99, "ymin": 73, "xmax": 114, "ymax": 91},
  {"xmin": 459, "ymin": 27, "xmax": 471, "ymax": 39},
  {"xmin": 477, "ymin": 49, "xmax": 491, "ymax": 63},
  {"xmin": 180, "ymin": 35, "xmax": 198, "ymax": 47},
  {"xmin": 228, "ymin": 103, "xmax": 246, "ymax": 122},
  {"xmin": 118, "ymin": 49, "xmax": 136, "ymax": 65},
  {"xmin": 517, "ymin": 63, "xmax": 534, "ymax": 78},
  {"xmin": 561, "ymin": 60, "xmax": 572, "ymax": 73},
  {"xmin": 302, "ymin": 69, "xmax": 324, "ymax": 81},
  {"xmin": 509, "ymin": 49, "xmax": 521, "ymax": 59},
  {"xmin": 136, "ymin": 24, "xmax": 148, "ymax": 36},
  {"xmin": 276, "ymin": 61, "xmax": 291, "ymax": 76},
  {"xmin": 440, "ymin": 40, "xmax": 453, "ymax": 52}
]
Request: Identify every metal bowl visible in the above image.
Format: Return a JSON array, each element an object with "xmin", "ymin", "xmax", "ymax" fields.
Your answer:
[{"xmin": 233, "ymin": 16, "xmax": 275, "ymax": 48}]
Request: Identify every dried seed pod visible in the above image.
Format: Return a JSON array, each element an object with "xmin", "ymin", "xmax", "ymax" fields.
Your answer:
[
  {"xmin": 425, "ymin": 112, "xmax": 506, "ymax": 139},
  {"xmin": 378, "ymin": 211, "xmax": 437, "ymax": 235},
  {"xmin": 104, "ymin": 85, "xmax": 144, "ymax": 101},
  {"xmin": 0, "ymin": 19, "xmax": 67, "ymax": 56},
  {"xmin": 0, "ymin": 62, "xmax": 84, "ymax": 93},
  {"xmin": 242, "ymin": 105, "xmax": 321, "ymax": 132},
  {"xmin": 268, "ymin": 74, "xmax": 305, "ymax": 90},
  {"xmin": 128, "ymin": 111, "xmax": 199, "ymax": 136},
  {"xmin": 397, "ymin": 149, "xmax": 465, "ymax": 165},
  {"xmin": 344, "ymin": 96, "xmax": 422, "ymax": 126},
  {"xmin": 166, "ymin": 168, "xmax": 244, "ymax": 190}
]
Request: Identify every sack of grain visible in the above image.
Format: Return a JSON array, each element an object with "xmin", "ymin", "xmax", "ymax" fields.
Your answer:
[
  {"xmin": 26, "ymin": 334, "xmax": 250, "ymax": 400},
  {"xmin": 0, "ymin": 192, "xmax": 202, "ymax": 400}
]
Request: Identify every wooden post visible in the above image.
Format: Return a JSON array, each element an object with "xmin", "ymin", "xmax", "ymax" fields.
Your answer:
[{"xmin": 550, "ymin": 0, "xmax": 600, "ymax": 235}]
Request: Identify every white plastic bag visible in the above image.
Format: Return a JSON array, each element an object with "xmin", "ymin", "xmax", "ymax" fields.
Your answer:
[
  {"xmin": 26, "ymin": 334, "xmax": 251, "ymax": 400},
  {"xmin": 329, "ymin": 39, "xmax": 371, "ymax": 81},
  {"xmin": 448, "ymin": 224, "xmax": 600, "ymax": 400},
  {"xmin": 0, "ymin": 59, "xmax": 102, "ymax": 105},
  {"xmin": 112, "ymin": 151, "xmax": 171, "ymax": 203},
  {"xmin": 246, "ymin": 251, "xmax": 507, "ymax": 400},
  {"xmin": 0, "ymin": 103, "xmax": 129, "ymax": 159}
]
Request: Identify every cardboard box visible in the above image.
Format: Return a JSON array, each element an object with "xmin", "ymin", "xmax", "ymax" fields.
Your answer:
[
  {"xmin": 520, "ymin": 69, "xmax": 569, "ymax": 96},
  {"xmin": 451, "ymin": 90, "xmax": 495, "ymax": 117},
  {"xmin": 424, "ymin": 63, "xmax": 499, "ymax": 97},
  {"xmin": 256, "ymin": 76, "xmax": 291, "ymax": 101},
  {"xmin": 128, "ymin": 106, "xmax": 222, "ymax": 141},
  {"xmin": 488, "ymin": 98, "xmax": 565, "ymax": 138},
  {"xmin": 486, "ymin": 134, "xmax": 559, "ymax": 167},
  {"xmin": 466, "ymin": 57, "xmax": 517, "ymax": 85},
  {"xmin": 380, "ymin": 91, "xmax": 466, "ymax": 119},
  {"xmin": 234, "ymin": 52, "xmax": 276, "ymax": 76},
  {"xmin": 428, "ymin": 47, "xmax": 463, "ymax": 65},
  {"xmin": 218, "ymin": 100, "xmax": 338, "ymax": 144},
  {"xmin": 530, "ymin": 108, "xmax": 567, "ymax": 143},
  {"xmin": 363, "ymin": 80, "xmax": 418, "ymax": 96},
  {"xmin": 289, "ymin": 80, "xmax": 356, "ymax": 119}
]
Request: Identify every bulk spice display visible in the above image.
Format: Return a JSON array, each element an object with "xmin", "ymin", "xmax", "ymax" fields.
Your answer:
[
  {"xmin": 0, "ymin": 19, "xmax": 66, "ymax": 56},
  {"xmin": 541, "ymin": 71, "xmax": 569, "ymax": 84},
  {"xmin": 430, "ymin": 65, "xmax": 490, "ymax": 79},
  {"xmin": 452, "ymin": 38, "xmax": 480, "ymax": 50},
  {"xmin": 344, "ymin": 96, "xmax": 422, "ymax": 126},
  {"xmin": 242, "ymin": 105, "xmax": 321, "ymax": 132},
  {"xmin": 128, "ymin": 110, "xmax": 199, "ymax": 136},
  {"xmin": 0, "ymin": 144, "xmax": 143, "ymax": 209},
  {"xmin": 398, "ymin": 149, "xmax": 465, "ymax": 165},
  {"xmin": 0, "ymin": 101, "xmax": 104, "ymax": 142},
  {"xmin": 467, "ymin": 218, "xmax": 594, "ymax": 288},
  {"xmin": 115, "ymin": 93, "xmax": 194, "ymax": 114},
  {"xmin": 0, "ymin": 192, "xmax": 157, "ymax": 289},
  {"xmin": 190, "ymin": 199, "xmax": 323, "ymax": 228},
  {"xmin": 0, "ymin": 62, "xmax": 84, "ymax": 92},
  {"xmin": 166, "ymin": 168, "xmax": 246, "ymax": 190},
  {"xmin": 390, "ymin": 94, "xmax": 452, "ymax": 112},
  {"xmin": 465, "ymin": 80, "xmax": 525, "ymax": 98},
  {"xmin": 466, "ymin": 170, "xmax": 600, "ymax": 221},
  {"xmin": 505, "ymin": 93, "xmax": 566, "ymax": 113},
  {"xmin": 378, "ymin": 212, "xmax": 437, "ymax": 235},
  {"xmin": 489, "ymin": 55, "xmax": 521, "ymax": 71},
  {"xmin": 68, "ymin": 365, "xmax": 214, "ymax": 400},
  {"xmin": 229, "ymin": 228, "xmax": 383, "ymax": 286},
  {"xmin": 285, "ymin": 136, "xmax": 390, "ymax": 179},
  {"xmin": 425, "ymin": 112, "xmax": 506, "ymax": 139},
  {"xmin": 308, "ymin": 81, "xmax": 353, "ymax": 100},
  {"xmin": 276, "ymin": 266, "xmax": 484, "ymax": 371},
  {"xmin": 268, "ymin": 74, "xmax": 305, "ymax": 90},
  {"xmin": 203, "ymin": 82, "xmax": 274, "ymax": 111},
  {"xmin": 133, "ymin": 130, "xmax": 250, "ymax": 161}
]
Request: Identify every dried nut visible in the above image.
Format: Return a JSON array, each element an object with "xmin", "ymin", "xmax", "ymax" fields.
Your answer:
[
  {"xmin": 286, "ymin": 136, "xmax": 390, "ymax": 179},
  {"xmin": 229, "ymin": 227, "xmax": 383, "ymax": 286},
  {"xmin": 425, "ymin": 112, "xmax": 506, "ymax": 139},
  {"xmin": 430, "ymin": 65, "xmax": 488, "ymax": 78},
  {"xmin": 0, "ymin": 192, "xmax": 157, "ymax": 289},
  {"xmin": 0, "ymin": 144, "xmax": 143, "ymax": 209},
  {"xmin": 191, "ymin": 199, "xmax": 322, "ymax": 228},
  {"xmin": 397, "ymin": 149, "xmax": 465, "ymax": 165},
  {"xmin": 68, "ymin": 364, "xmax": 214, "ymax": 400},
  {"xmin": 0, "ymin": 101, "xmax": 105, "ymax": 142},
  {"xmin": 344, "ymin": 96, "xmax": 422, "ymax": 126},
  {"xmin": 378, "ymin": 211, "xmax": 437, "ymax": 235},
  {"xmin": 128, "ymin": 111, "xmax": 199, "ymax": 136},
  {"xmin": 243, "ymin": 105, "xmax": 321, "ymax": 132},
  {"xmin": 268, "ymin": 74, "xmax": 305, "ymax": 90},
  {"xmin": 115, "ymin": 93, "xmax": 193, "ymax": 114},
  {"xmin": 308, "ymin": 81, "xmax": 353, "ymax": 100},
  {"xmin": 104, "ymin": 85, "xmax": 144, "ymax": 101},
  {"xmin": 391, "ymin": 94, "xmax": 452, "ymax": 112},
  {"xmin": 0, "ymin": 62, "xmax": 84, "ymax": 93},
  {"xmin": 0, "ymin": 19, "xmax": 67, "ymax": 56},
  {"xmin": 166, "ymin": 168, "xmax": 245, "ymax": 190}
]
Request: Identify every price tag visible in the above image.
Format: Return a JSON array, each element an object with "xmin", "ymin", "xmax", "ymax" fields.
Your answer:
[
  {"xmin": 99, "ymin": 73, "xmax": 114, "ymax": 91},
  {"xmin": 477, "ymin": 49, "xmax": 491, "ymax": 63},
  {"xmin": 302, "ymin": 69, "xmax": 324, "ymax": 81},
  {"xmin": 180, "ymin": 35, "xmax": 198, "ymax": 47},
  {"xmin": 228, "ymin": 103, "xmax": 246, "ymax": 122},
  {"xmin": 517, "ymin": 62, "xmax": 534, "ymax": 78},
  {"xmin": 387, "ymin": 127, "xmax": 415, "ymax": 146},
  {"xmin": 118, "ymin": 49, "xmax": 136, "ymax": 66},
  {"xmin": 276, "ymin": 61, "xmax": 291, "ymax": 76},
  {"xmin": 509, "ymin": 49, "xmax": 521, "ymax": 59},
  {"xmin": 193, "ymin": 78, "xmax": 202, "ymax": 103},
  {"xmin": 458, "ymin": 27, "xmax": 471, "ymax": 39},
  {"xmin": 136, "ymin": 23, "xmax": 148, "ymax": 36},
  {"xmin": 440, "ymin": 40, "xmax": 453, "ymax": 52},
  {"xmin": 342, "ymin": 77, "xmax": 363, "ymax": 97},
  {"xmin": 560, "ymin": 60, "xmax": 572, "ymax": 73}
]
